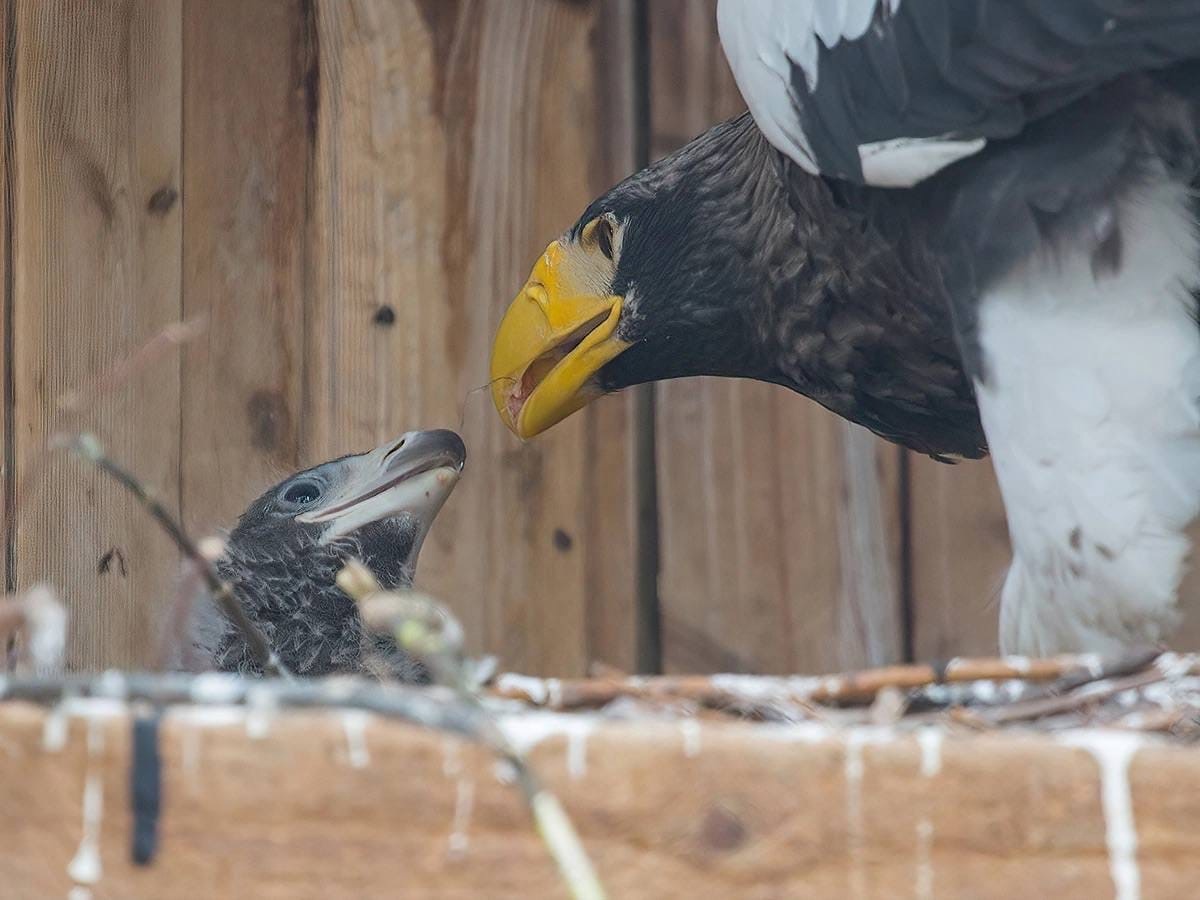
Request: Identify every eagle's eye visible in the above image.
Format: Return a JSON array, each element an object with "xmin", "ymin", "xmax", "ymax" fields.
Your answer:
[
  {"xmin": 595, "ymin": 217, "xmax": 614, "ymax": 260},
  {"xmin": 281, "ymin": 479, "xmax": 322, "ymax": 507},
  {"xmin": 583, "ymin": 214, "xmax": 616, "ymax": 262}
]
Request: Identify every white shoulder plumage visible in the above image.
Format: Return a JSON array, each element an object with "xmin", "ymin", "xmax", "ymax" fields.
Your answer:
[
  {"xmin": 716, "ymin": 0, "xmax": 983, "ymax": 186},
  {"xmin": 716, "ymin": 0, "xmax": 879, "ymax": 176},
  {"xmin": 715, "ymin": 0, "xmax": 888, "ymax": 176}
]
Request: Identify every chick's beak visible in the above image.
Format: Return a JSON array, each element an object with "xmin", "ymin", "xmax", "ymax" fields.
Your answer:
[
  {"xmin": 297, "ymin": 429, "xmax": 466, "ymax": 543},
  {"xmin": 490, "ymin": 241, "xmax": 629, "ymax": 439}
]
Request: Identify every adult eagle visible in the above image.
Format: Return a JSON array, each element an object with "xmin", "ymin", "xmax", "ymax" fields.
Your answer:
[{"xmin": 489, "ymin": 1, "xmax": 1200, "ymax": 657}]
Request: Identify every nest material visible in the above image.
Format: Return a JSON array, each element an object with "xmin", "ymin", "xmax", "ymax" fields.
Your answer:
[{"xmin": 488, "ymin": 650, "xmax": 1200, "ymax": 739}]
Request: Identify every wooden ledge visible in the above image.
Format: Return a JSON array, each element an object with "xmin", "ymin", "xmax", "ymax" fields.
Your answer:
[{"xmin": 2, "ymin": 693, "xmax": 1198, "ymax": 899}]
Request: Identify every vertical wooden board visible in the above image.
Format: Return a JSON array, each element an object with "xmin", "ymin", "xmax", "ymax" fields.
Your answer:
[
  {"xmin": 908, "ymin": 456, "xmax": 1009, "ymax": 659},
  {"xmin": 10, "ymin": 0, "xmax": 183, "ymax": 668},
  {"xmin": 180, "ymin": 1, "xmax": 309, "ymax": 541},
  {"xmin": 583, "ymin": 0, "xmax": 641, "ymax": 673},
  {"xmin": 649, "ymin": 0, "xmax": 903, "ymax": 674},
  {"xmin": 910, "ymin": 456, "xmax": 1200, "ymax": 658},
  {"xmin": 301, "ymin": 0, "xmax": 638, "ymax": 675},
  {"xmin": 1, "ymin": 0, "xmax": 11, "ymax": 597},
  {"xmin": 1176, "ymin": 529, "xmax": 1200, "ymax": 650}
]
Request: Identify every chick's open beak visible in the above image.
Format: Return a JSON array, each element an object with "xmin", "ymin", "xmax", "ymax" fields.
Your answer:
[
  {"xmin": 297, "ymin": 429, "xmax": 466, "ymax": 544},
  {"xmin": 490, "ymin": 241, "xmax": 630, "ymax": 439}
]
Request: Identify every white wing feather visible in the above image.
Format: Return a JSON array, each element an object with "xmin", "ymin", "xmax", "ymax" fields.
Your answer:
[
  {"xmin": 716, "ymin": 0, "xmax": 881, "ymax": 174},
  {"xmin": 716, "ymin": 0, "xmax": 984, "ymax": 186}
]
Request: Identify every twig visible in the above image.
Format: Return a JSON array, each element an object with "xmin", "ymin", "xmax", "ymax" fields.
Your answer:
[
  {"xmin": 340, "ymin": 562, "xmax": 607, "ymax": 900},
  {"xmin": 0, "ymin": 671, "xmax": 487, "ymax": 739},
  {"xmin": 64, "ymin": 433, "xmax": 292, "ymax": 681},
  {"xmin": 977, "ymin": 655, "xmax": 1178, "ymax": 726},
  {"xmin": 489, "ymin": 653, "xmax": 1177, "ymax": 712},
  {"xmin": 6, "ymin": 316, "xmax": 207, "ymax": 670},
  {"xmin": 12, "ymin": 316, "xmax": 207, "ymax": 528},
  {"xmin": 55, "ymin": 316, "xmax": 207, "ymax": 416}
]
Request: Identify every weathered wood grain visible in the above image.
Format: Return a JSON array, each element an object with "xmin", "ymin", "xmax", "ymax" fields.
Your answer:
[
  {"xmin": 302, "ymin": 0, "xmax": 640, "ymax": 675},
  {"xmin": 9, "ymin": 0, "xmax": 183, "ymax": 668},
  {"xmin": 908, "ymin": 456, "xmax": 1011, "ymax": 659},
  {"xmin": 1, "ymin": 0, "xmax": 12, "ymax": 599},
  {"xmin": 581, "ymin": 0, "xmax": 645, "ymax": 674},
  {"xmin": 179, "ymin": 0, "xmax": 310, "ymax": 546},
  {"xmin": 649, "ymin": 0, "xmax": 904, "ymax": 674},
  {"xmin": 3, "ymin": 700, "xmax": 1196, "ymax": 899}
]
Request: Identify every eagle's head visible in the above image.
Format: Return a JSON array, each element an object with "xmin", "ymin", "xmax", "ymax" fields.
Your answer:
[
  {"xmin": 206, "ymin": 429, "xmax": 466, "ymax": 676},
  {"xmin": 491, "ymin": 113, "xmax": 787, "ymax": 438}
]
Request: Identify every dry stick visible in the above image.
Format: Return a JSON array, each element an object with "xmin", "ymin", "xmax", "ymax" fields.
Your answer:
[
  {"xmin": 12, "ymin": 316, "xmax": 207, "ymax": 526},
  {"xmin": 339, "ymin": 563, "xmax": 606, "ymax": 900},
  {"xmin": 55, "ymin": 316, "xmax": 208, "ymax": 416},
  {"xmin": 490, "ymin": 652, "xmax": 1177, "ymax": 712},
  {"xmin": 978, "ymin": 654, "xmax": 1185, "ymax": 726},
  {"xmin": 64, "ymin": 433, "xmax": 292, "ymax": 681},
  {"xmin": 7, "ymin": 316, "xmax": 208, "ymax": 670},
  {"xmin": 0, "ymin": 671, "xmax": 487, "ymax": 741},
  {"xmin": 977, "ymin": 669, "xmax": 1167, "ymax": 726}
]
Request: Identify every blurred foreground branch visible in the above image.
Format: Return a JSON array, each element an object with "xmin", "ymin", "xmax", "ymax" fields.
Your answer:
[
  {"xmin": 0, "ymin": 671, "xmax": 485, "ymax": 738},
  {"xmin": 0, "ymin": 585, "xmax": 67, "ymax": 675},
  {"xmin": 62, "ymin": 433, "xmax": 292, "ymax": 681},
  {"xmin": 338, "ymin": 561, "xmax": 606, "ymax": 900},
  {"xmin": 13, "ymin": 316, "xmax": 206, "ymax": 526}
]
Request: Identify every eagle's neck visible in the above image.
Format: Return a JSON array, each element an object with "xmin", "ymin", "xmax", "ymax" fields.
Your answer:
[{"xmin": 748, "ymin": 145, "xmax": 987, "ymax": 458}]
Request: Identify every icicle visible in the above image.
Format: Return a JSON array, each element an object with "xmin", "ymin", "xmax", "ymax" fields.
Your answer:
[
  {"xmin": 917, "ymin": 727, "xmax": 943, "ymax": 778},
  {"xmin": 342, "ymin": 711, "xmax": 370, "ymax": 769},
  {"xmin": 67, "ymin": 719, "xmax": 105, "ymax": 887},
  {"xmin": 244, "ymin": 685, "xmax": 276, "ymax": 740},
  {"xmin": 915, "ymin": 726, "xmax": 943, "ymax": 900},
  {"xmin": 43, "ymin": 702, "xmax": 69, "ymax": 753},
  {"xmin": 447, "ymin": 778, "xmax": 475, "ymax": 859},
  {"xmin": 1060, "ymin": 731, "xmax": 1143, "ymax": 900},
  {"xmin": 680, "ymin": 719, "xmax": 702, "ymax": 759},
  {"xmin": 443, "ymin": 737, "xmax": 462, "ymax": 778},
  {"xmin": 566, "ymin": 726, "xmax": 589, "ymax": 780}
]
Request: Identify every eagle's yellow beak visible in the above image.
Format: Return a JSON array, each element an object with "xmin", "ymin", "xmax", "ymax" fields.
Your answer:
[{"xmin": 490, "ymin": 241, "xmax": 630, "ymax": 438}]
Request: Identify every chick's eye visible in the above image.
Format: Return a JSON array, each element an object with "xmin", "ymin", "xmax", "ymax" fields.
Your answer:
[
  {"xmin": 282, "ymin": 480, "xmax": 322, "ymax": 506},
  {"xmin": 595, "ymin": 217, "xmax": 614, "ymax": 260}
]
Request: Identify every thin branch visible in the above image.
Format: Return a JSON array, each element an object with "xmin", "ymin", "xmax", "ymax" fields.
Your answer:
[
  {"xmin": 55, "ymin": 316, "xmax": 207, "ymax": 416},
  {"xmin": 339, "ymin": 562, "xmax": 607, "ymax": 900},
  {"xmin": 64, "ymin": 433, "xmax": 292, "ymax": 681},
  {"xmin": 12, "ymin": 316, "xmax": 206, "ymax": 525},
  {"xmin": 978, "ymin": 658, "xmax": 1179, "ymax": 726},
  {"xmin": 0, "ymin": 671, "xmax": 487, "ymax": 738},
  {"xmin": 6, "ymin": 317, "xmax": 207, "ymax": 670}
]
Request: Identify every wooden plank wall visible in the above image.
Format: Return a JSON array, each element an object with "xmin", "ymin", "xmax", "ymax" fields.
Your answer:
[
  {"xmin": 4, "ymin": 0, "xmax": 639, "ymax": 673},
  {"xmin": 2, "ymin": 0, "xmax": 1198, "ymax": 675},
  {"xmin": 8, "ymin": 0, "xmax": 183, "ymax": 669},
  {"xmin": 647, "ymin": 0, "xmax": 903, "ymax": 674}
]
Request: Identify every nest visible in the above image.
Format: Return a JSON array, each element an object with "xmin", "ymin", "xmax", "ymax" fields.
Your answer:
[{"xmin": 488, "ymin": 649, "xmax": 1200, "ymax": 739}]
